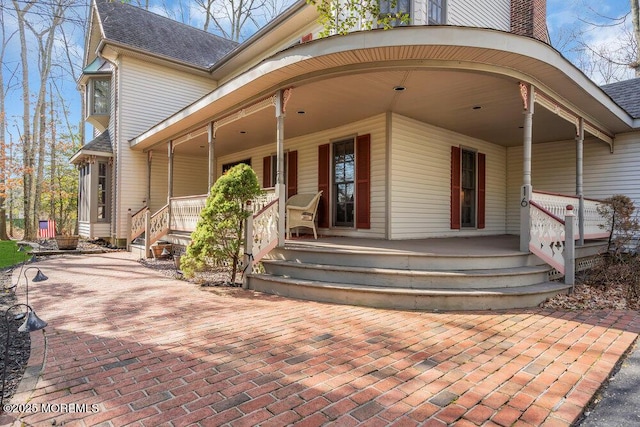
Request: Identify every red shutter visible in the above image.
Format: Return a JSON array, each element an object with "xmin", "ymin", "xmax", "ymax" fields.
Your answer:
[
  {"xmin": 318, "ymin": 144, "xmax": 330, "ymax": 228},
  {"xmin": 477, "ymin": 152, "xmax": 486, "ymax": 229},
  {"xmin": 287, "ymin": 150, "xmax": 298, "ymax": 198},
  {"xmin": 451, "ymin": 146, "xmax": 461, "ymax": 230},
  {"xmin": 356, "ymin": 134, "xmax": 371, "ymax": 229},
  {"xmin": 262, "ymin": 156, "xmax": 271, "ymax": 188}
]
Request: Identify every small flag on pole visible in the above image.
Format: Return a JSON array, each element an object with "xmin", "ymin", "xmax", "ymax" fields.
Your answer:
[{"xmin": 38, "ymin": 220, "xmax": 56, "ymax": 239}]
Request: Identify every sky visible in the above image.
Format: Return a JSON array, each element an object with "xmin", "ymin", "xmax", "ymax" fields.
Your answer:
[{"xmin": 1, "ymin": 0, "xmax": 636, "ymax": 148}]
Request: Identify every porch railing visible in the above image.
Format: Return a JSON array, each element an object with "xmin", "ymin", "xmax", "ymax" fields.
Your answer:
[
  {"xmin": 171, "ymin": 194, "xmax": 207, "ymax": 232},
  {"xmin": 531, "ymin": 191, "xmax": 610, "ymax": 240},
  {"xmin": 130, "ymin": 188, "xmax": 280, "ymax": 258},
  {"xmin": 529, "ymin": 191, "xmax": 610, "ymax": 284}
]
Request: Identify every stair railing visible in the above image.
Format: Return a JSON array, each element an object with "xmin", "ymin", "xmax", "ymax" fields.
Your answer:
[
  {"xmin": 243, "ymin": 198, "xmax": 279, "ymax": 287},
  {"xmin": 529, "ymin": 201, "xmax": 575, "ymax": 285},
  {"xmin": 127, "ymin": 205, "xmax": 149, "ymax": 249}
]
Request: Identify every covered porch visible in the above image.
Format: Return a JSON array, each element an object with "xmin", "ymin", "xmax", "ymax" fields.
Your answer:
[{"xmin": 124, "ymin": 26, "xmax": 630, "ymax": 308}]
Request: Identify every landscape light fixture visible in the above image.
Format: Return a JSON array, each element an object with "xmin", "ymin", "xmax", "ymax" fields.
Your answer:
[
  {"xmin": 0, "ymin": 304, "xmax": 47, "ymax": 411},
  {"xmin": 13, "ymin": 268, "xmax": 48, "ymax": 321},
  {"xmin": 6, "ymin": 245, "xmax": 33, "ymax": 293}
]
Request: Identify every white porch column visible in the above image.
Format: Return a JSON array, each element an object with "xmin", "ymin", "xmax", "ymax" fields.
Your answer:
[
  {"xmin": 208, "ymin": 122, "xmax": 215, "ymax": 190},
  {"xmin": 520, "ymin": 84, "xmax": 535, "ymax": 252},
  {"xmin": 167, "ymin": 140, "xmax": 174, "ymax": 202},
  {"xmin": 146, "ymin": 151, "xmax": 152, "ymax": 207},
  {"xmin": 276, "ymin": 90, "xmax": 286, "ymax": 247},
  {"xmin": 167, "ymin": 141, "xmax": 174, "ymax": 230},
  {"xmin": 576, "ymin": 117, "xmax": 585, "ymax": 246}
]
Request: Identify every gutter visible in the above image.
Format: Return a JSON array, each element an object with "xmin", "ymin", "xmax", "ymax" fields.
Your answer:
[{"xmin": 95, "ymin": 39, "xmax": 214, "ymax": 76}]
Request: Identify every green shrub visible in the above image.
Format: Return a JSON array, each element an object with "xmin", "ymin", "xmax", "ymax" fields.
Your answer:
[{"xmin": 180, "ymin": 164, "xmax": 262, "ymax": 284}]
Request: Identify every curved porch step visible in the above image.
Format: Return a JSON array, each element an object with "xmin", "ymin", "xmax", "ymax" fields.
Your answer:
[
  {"xmin": 268, "ymin": 246, "xmax": 542, "ymax": 270},
  {"xmin": 247, "ymin": 274, "xmax": 571, "ymax": 311},
  {"xmin": 261, "ymin": 259, "xmax": 551, "ymax": 289}
]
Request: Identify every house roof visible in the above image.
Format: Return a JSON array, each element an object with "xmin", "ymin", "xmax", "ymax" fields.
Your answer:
[
  {"xmin": 94, "ymin": 0, "xmax": 238, "ymax": 69},
  {"xmin": 601, "ymin": 77, "xmax": 640, "ymax": 119},
  {"xmin": 70, "ymin": 130, "xmax": 113, "ymax": 164}
]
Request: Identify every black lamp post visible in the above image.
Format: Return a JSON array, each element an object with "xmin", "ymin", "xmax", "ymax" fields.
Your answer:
[
  {"xmin": 5, "ymin": 245, "xmax": 36, "ymax": 293},
  {"xmin": 22, "ymin": 268, "xmax": 48, "ymax": 310},
  {"xmin": 0, "ymin": 304, "xmax": 47, "ymax": 411}
]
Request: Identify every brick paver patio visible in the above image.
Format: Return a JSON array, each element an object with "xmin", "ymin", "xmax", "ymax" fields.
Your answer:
[{"xmin": 4, "ymin": 252, "xmax": 640, "ymax": 426}]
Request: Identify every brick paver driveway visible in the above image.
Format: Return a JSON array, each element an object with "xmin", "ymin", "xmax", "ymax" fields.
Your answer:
[{"xmin": 5, "ymin": 252, "xmax": 640, "ymax": 426}]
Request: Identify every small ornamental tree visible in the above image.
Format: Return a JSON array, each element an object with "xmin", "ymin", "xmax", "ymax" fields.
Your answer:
[{"xmin": 180, "ymin": 164, "xmax": 262, "ymax": 284}]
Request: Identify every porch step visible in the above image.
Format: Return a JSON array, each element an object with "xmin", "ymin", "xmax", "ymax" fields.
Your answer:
[
  {"xmin": 260, "ymin": 259, "xmax": 550, "ymax": 289},
  {"xmin": 248, "ymin": 274, "xmax": 571, "ymax": 311},
  {"xmin": 267, "ymin": 246, "xmax": 542, "ymax": 270}
]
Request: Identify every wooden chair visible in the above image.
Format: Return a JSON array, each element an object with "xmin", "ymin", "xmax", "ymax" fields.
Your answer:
[{"xmin": 286, "ymin": 191, "xmax": 323, "ymax": 239}]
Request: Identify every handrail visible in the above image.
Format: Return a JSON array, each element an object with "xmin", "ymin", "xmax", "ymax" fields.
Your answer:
[
  {"xmin": 531, "ymin": 189, "xmax": 605, "ymax": 204},
  {"xmin": 129, "ymin": 206, "xmax": 149, "ymax": 241},
  {"xmin": 148, "ymin": 204, "xmax": 170, "ymax": 246},
  {"xmin": 254, "ymin": 198, "xmax": 278, "ymax": 218},
  {"xmin": 170, "ymin": 193, "xmax": 208, "ymax": 201},
  {"xmin": 529, "ymin": 200, "xmax": 565, "ymax": 225}
]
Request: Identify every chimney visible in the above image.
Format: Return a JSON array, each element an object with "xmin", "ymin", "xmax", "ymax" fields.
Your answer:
[{"xmin": 510, "ymin": 0, "xmax": 550, "ymax": 43}]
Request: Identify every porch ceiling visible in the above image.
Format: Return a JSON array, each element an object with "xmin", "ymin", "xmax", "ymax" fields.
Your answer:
[
  {"xmin": 173, "ymin": 69, "xmax": 579, "ymax": 157},
  {"xmin": 142, "ymin": 26, "xmax": 634, "ymax": 158}
]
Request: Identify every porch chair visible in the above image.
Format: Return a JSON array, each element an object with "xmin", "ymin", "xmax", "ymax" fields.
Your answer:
[{"xmin": 286, "ymin": 191, "xmax": 323, "ymax": 239}]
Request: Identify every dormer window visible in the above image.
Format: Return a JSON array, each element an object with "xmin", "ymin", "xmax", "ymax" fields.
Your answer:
[{"xmin": 90, "ymin": 78, "xmax": 110, "ymax": 115}]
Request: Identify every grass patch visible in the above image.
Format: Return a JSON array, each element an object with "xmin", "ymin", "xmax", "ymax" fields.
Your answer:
[{"xmin": 0, "ymin": 240, "xmax": 32, "ymax": 269}]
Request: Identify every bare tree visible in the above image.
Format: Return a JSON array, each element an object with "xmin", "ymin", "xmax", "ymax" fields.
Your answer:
[{"xmin": 551, "ymin": 1, "xmax": 639, "ymax": 83}]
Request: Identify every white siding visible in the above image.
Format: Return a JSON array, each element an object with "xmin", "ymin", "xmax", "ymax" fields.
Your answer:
[
  {"xmin": 447, "ymin": 0, "xmax": 510, "ymax": 31},
  {"xmin": 390, "ymin": 114, "xmax": 507, "ymax": 239},
  {"xmin": 148, "ymin": 151, "xmax": 209, "ymax": 213},
  {"xmin": 506, "ymin": 132, "xmax": 640, "ymax": 233},
  {"xmin": 217, "ymin": 114, "xmax": 388, "ymax": 238},
  {"xmin": 114, "ymin": 56, "xmax": 216, "ymax": 239}
]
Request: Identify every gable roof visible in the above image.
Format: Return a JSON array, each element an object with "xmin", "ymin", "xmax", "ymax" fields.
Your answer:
[
  {"xmin": 601, "ymin": 77, "xmax": 640, "ymax": 119},
  {"xmin": 94, "ymin": 0, "xmax": 238, "ymax": 69}
]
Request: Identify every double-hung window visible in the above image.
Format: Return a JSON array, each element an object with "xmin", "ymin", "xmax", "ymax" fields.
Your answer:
[
  {"xmin": 378, "ymin": 0, "xmax": 411, "ymax": 27},
  {"xmin": 428, "ymin": 0, "xmax": 446, "ymax": 24},
  {"xmin": 90, "ymin": 79, "xmax": 110, "ymax": 115}
]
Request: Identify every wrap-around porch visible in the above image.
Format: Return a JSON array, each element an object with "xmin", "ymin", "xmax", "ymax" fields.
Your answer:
[{"xmin": 124, "ymin": 27, "xmax": 622, "ymax": 309}]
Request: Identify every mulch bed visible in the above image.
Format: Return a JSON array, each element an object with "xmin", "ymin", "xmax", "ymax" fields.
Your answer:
[{"xmin": 0, "ymin": 269, "xmax": 31, "ymax": 406}]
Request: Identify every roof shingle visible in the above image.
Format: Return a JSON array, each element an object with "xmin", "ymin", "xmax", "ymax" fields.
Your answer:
[
  {"xmin": 95, "ymin": 0, "xmax": 238, "ymax": 69},
  {"xmin": 601, "ymin": 77, "xmax": 640, "ymax": 119}
]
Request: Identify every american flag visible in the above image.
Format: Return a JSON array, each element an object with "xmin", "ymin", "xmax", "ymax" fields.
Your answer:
[{"xmin": 38, "ymin": 220, "xmax": 56, "ymax": 239}]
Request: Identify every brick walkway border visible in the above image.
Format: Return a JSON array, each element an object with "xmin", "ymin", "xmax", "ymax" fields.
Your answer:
[{"xmin": 5, "ymin": 252, "xmax": 640, "ymax": 426}]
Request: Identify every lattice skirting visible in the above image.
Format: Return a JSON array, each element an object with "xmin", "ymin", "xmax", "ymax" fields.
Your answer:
[{"xmin": 547, "ymin": 255, "xmax": 604, "ymax": 281}]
